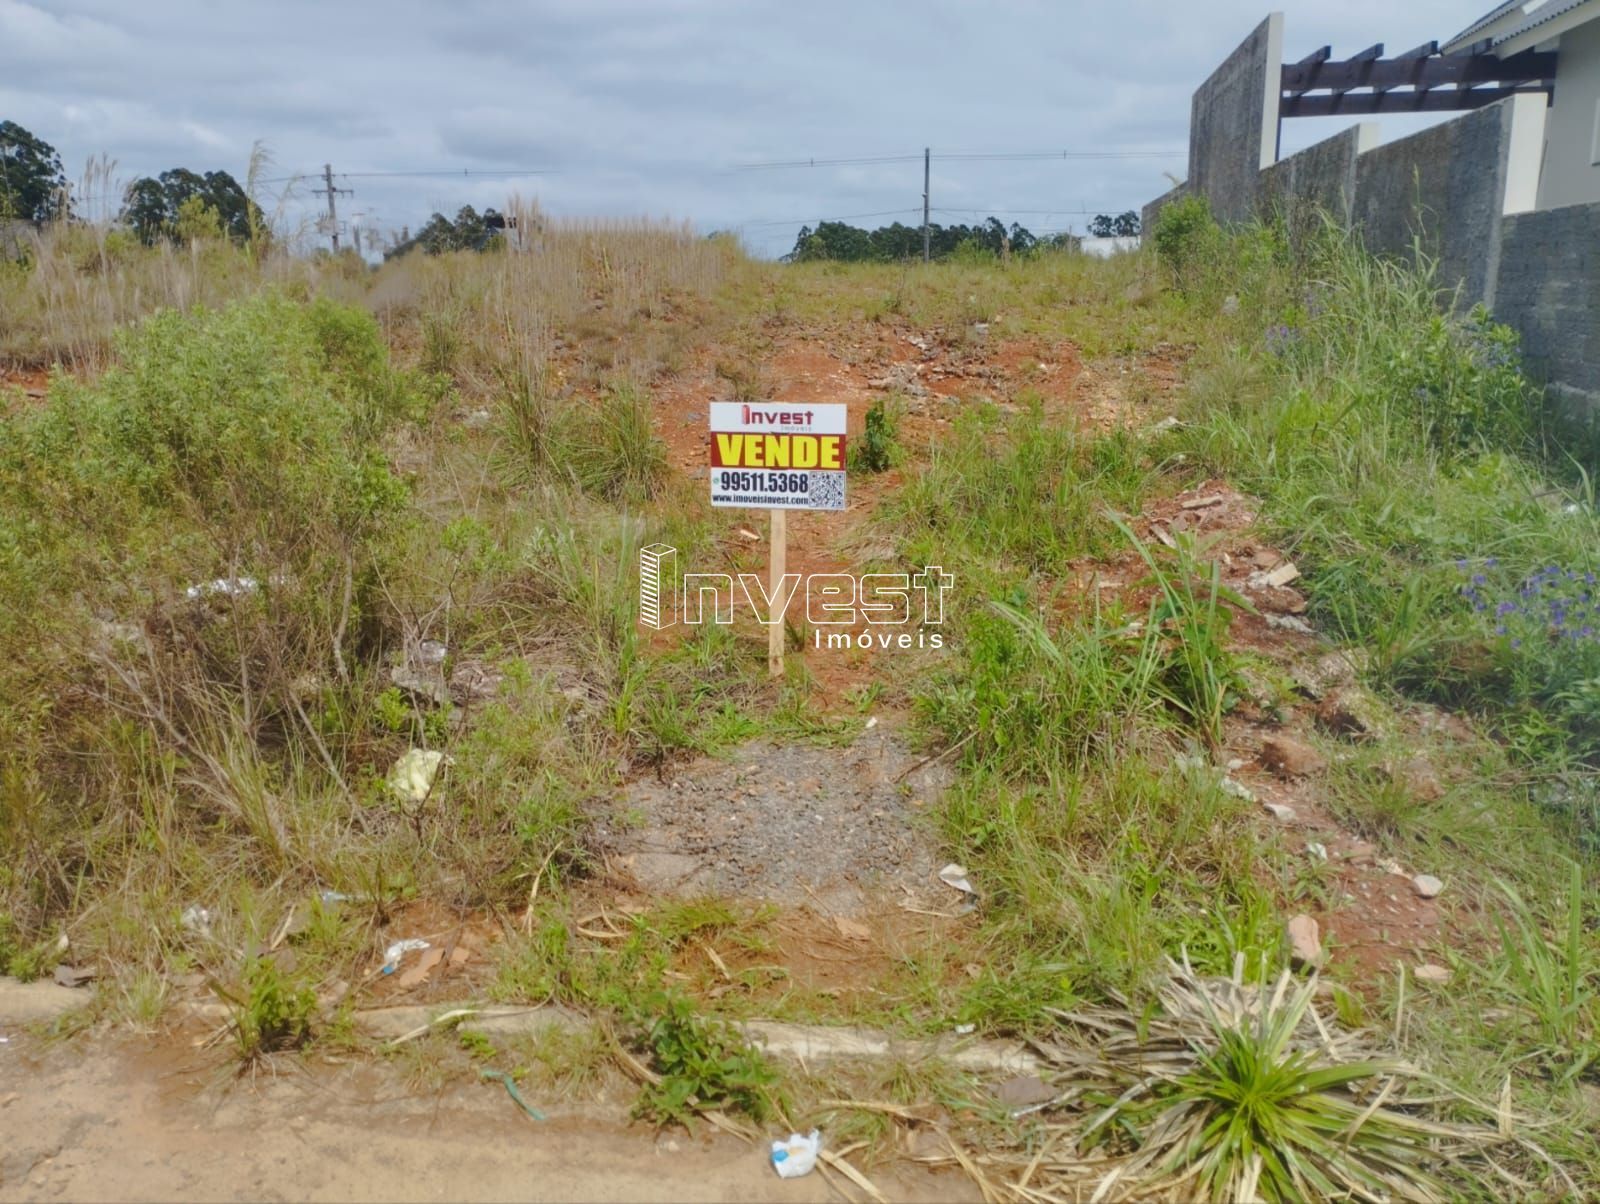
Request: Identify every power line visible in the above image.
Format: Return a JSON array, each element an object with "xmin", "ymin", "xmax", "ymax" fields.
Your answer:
[
  {"xmin": 735, "ymin": 149, "xmax": 1183, "ymax": 170},
  {"xmin": 734, "ymin": 154, "xmax": 926, "ymax": 170},
  {"xmin": 931, "ymin": 207, "xmax": 1134, "ymax": 217},
  {"xmin": 258, "ymin": 167, "xmax": 559, "ymax": 184},
  {"xmin": 935, "ymin": 151, "xmax": 1181, "ymax": 162},
  {"xmin": 734, "ymin": 207, "xmax": 922, "ymax": 229}
]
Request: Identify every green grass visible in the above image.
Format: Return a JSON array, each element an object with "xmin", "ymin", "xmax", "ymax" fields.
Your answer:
[{"xmin": 887, "ymin": 403, "xmax": 1154, "ymax": 575}]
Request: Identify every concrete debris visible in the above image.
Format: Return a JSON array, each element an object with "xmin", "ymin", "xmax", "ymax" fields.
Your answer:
[
  {"xmin": 390, "ymin": 664, "xmax": 452, "ymax": 707},
  {"xmin": 1221, "ymin": 778, "xmax": 1256, "ymax": 803},
  {"xmin": 0, "ymin": 977, "xmax": 91, "ymax": 1025},
  {"xmin": 1412, "ymin": 874, "xmax": 1444, "ymax": 899},
  {"xmin": 185, "ymin": 576, "xmax": 259, "ymax": 601},
  {"xmin": 180, "ymin": 905, "xmax": 214, "ymax": 937},
  {"xmin": 52, "ymin": 965, "xmax": 94, "ymax": 989},
  {"xmin": 992, "ymin": 1074, "xmax": 1057, "ymax": 1114},
  {"xmin": 867, "ymin": 363, "xmax": 927, "ymax": 396},
  {"xmin": 447, "ymin": 659, "xmax": 502, "ymax": 705},
  {"xmin": 1263, "ymin": 802, "xmax": 1297, "ymax": 823},
  {"xmin": 742, "ymin": 1019, "xmax": 1043, "ymax": 1076},
  {"xmin": 1286, "ymin": 914, "xmax": 1323, "ymax": 967},
  {"xmin": 1266, "ymin": 614, "xmax": 1315, "ymax": 635},
  {"xmin": 1264, "ymin": 562, "xmax": 1301, "ymax": 587}
]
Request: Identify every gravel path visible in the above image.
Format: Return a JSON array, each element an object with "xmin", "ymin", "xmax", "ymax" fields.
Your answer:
[{"xmin": 597, "ymin": 725, "xmax": 954, "ymax": 913}]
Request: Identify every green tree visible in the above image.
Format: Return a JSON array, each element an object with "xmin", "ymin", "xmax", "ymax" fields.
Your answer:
[
  {"xmin": 1090, "ymin": 211, "xmax": 1141, "ymax": 238},
  {"xmin": 120, "ymin": 167, "xmax": 260, "ymax": 244},
  {"xmin": 786, "ymin": 216, "xmax": 1047, "ymax": 263},
  {"xmin": 0, "ymin": 120, "xmax": 68, "ymax": 225},
  {"xmin": 385, "ymin": 205, "xmax": 505, "ymax": 258}
]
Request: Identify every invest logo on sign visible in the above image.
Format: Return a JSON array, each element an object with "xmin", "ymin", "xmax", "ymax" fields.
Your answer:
[{"xmin": 638, "ymin": 543, "xmax": 952, "ymax": 650}]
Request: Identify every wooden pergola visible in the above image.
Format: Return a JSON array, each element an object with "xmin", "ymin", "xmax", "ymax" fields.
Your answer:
[{"xmin": 1280, "ymin": 40, "xmax": 1556, "ymax": 117}]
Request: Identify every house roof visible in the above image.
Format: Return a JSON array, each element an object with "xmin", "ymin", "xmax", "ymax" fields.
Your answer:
[
  {"xmin": 1444, "ymin": 0, "xmax": 1600, "ymax": 55},
  {"xmin": 1446, "ymin": 0, "xmax": 1540, "ymax": 51}
]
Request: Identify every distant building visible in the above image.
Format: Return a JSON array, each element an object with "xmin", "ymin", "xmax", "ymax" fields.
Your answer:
[
  {"xmin": 1445, "ymin": 0, "xmax": 1600, "ymax": 209},
  {"xmin": 1081, "ymin": 236, "xmax": 1140, "ymax": 258}
]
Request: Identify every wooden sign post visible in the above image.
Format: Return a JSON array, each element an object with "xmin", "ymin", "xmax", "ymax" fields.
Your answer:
[
  {"xmin": 707, "ymin": 402, "xmax": 847, "ymax": 681},
  {"xmin": 768, "ymin": 508, "xmax": 787, "ymax": 677}
]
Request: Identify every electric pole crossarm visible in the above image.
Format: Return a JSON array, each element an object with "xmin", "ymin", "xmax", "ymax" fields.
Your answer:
[{"xmin": 313, "ymin": 163, "xmax": 353, "ymax": 252}]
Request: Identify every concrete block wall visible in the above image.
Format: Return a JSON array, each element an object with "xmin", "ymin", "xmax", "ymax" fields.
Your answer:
[
  {"xmin": 1348, "ymin": 101, "xmax": 1520, "ymax": 305},
  {"xmin": 1186, "ymin": 14, "xmax": 1283, "ymax": 224},
  {"xmin": 1495, "ymin": 202, "xmax": 1600, "ymax": 408},
  {"xmin": 1257, "ymin": 124, "xmax": 1375, "ymax": 232},
  {"xmin": 1141, "ymin": 183, "xmax": 1189, "ymax": 239}
]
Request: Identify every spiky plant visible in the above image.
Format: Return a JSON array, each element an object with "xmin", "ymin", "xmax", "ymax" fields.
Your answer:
[{"xmin": 1143, "ymin": 971, "xmax": 1454, "ymax": 1202}]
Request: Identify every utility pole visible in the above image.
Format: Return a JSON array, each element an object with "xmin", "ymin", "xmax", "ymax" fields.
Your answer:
[
  {"xmin": 314, "ymin": 163, "xmax": 352, "ymax": 252},
  {"xmin": 921, "ymin": 147, "xmax": 930, "ymax": 263}
]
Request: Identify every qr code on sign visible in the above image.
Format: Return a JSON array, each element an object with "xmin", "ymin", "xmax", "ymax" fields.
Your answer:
[{"xmin": 807, "ymin": 471, "xmax": 846, "ymax": 511}]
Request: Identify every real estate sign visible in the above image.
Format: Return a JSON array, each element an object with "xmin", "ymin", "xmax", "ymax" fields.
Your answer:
[{"xmin": 708, "ymin": 402, "xmax": 847, "ymax": 510}]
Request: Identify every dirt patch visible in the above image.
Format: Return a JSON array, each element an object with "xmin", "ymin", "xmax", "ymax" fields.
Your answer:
[
  {"xmin": 1221, "ymin": 725, "xmax": 1450, "ymax": 980},
  {"xmin": 0, "ymin": 1035, "xmax": 976, "ymax": 1203},
  {"xmin": 0, "ymin": 366, "xmax": 51, "ymax": 414},
  {"xmin": 596, "ymin": 725, "xmax": 953, "ymax": 914}
]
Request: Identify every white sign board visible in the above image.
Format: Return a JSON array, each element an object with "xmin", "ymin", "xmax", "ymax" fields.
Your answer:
[{"xmin": 708, "ymin": 402, "xmax": 847, "ymax": 510}]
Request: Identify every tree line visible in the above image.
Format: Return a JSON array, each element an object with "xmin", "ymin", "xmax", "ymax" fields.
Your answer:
[
  {"xmin": 1, "ymin": 117, "xmax": 505, "ymax": 259},
  {"xmin": 5, "ymin": 119, "xmax": 1143, "ymax": 261},
  {"xmin": 2, "ymin": 119, "xmax": 264, "ymax": 246},
  {"xmin": 785, "ymin": 210, "xmax": 1139, "ymax": 262}
]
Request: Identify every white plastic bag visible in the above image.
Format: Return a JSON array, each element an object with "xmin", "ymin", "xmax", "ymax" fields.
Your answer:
[
  {"xmin": 770, "ymin": 1129, "xmax": 821, "ymax": 1179},
  {"xmin": 388, "ymin": 748, "xmax": 447, "ymax": 804},
  {"xmin": 381, "ymin": 938, "xmax": 430, "ymax": 974}
]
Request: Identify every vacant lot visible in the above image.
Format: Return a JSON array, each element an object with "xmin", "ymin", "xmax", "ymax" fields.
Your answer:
[{"xmin": 2, "ymin": 207, "xmax": 1598, "ymax": 1201}]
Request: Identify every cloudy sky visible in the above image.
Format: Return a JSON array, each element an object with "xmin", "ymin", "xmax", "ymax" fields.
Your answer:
[{"xmin": 2, "ymin": 1, "xmax": 1489, "ymax": 257}]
